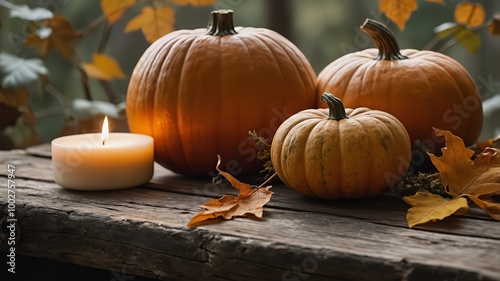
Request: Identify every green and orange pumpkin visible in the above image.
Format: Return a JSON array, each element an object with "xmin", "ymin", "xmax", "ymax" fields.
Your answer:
[{"xmin": 271, "ymin": 92, "xmax": 411, "ymax": 199}]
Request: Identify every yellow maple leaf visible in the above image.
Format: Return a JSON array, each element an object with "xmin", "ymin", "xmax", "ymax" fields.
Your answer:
[
  {"xmin": 403, "ymin": 192, "xmax": 469, "ymax": 228},
  {"xmin": 101, "ymin": 0, "xmax": 136, "ymax": 23},
  {"xmin": 25, "ymin": 15, "xmax": 80, "ymax": 58},
  {"xmin": 124, "ymin": 6, "xmax": 175, "ymax": 43},
  {"xmin": 454, "ymin": 1, "xmax": 485, "ymax": 27},
  {"xmin": 187, "ymin": 156, "xmax": 274, "ymax": 228},
  {"xmin": 379, "ymin": 0, "xmax": 418, "ymax": 31},
  {"xmin": 81, "ymin": 53, "xmax": 126, "ymax": 81}
]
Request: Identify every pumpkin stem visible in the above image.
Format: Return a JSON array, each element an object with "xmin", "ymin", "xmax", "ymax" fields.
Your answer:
[
  {"xmin": 360, "ymin": 18, "xmax": 408, "ymax": 61},
  {"xmin": 205, "ymin": 10, "xmax": 238, "ymax": 36},
  {"xmin": 321, "ymin": 92, "xmax": 349, "ymax": 121}
]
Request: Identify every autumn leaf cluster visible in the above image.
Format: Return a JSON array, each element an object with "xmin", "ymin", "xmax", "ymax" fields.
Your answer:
[
  {"xmin": 0, "ymin": 0, "xmax": 214, "ymax": 149},
  {"xmin": 404, "ymin": 128, "xmax": 500, "ymax": 228},
  {"xmin": 380, "ymin": 0, "xmax": 500, "ymax": 52}
]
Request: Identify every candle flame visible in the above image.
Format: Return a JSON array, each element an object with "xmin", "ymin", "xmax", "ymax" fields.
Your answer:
[{"xmin": 101, "ymin": 116, "xmax": 109, "ymax": 146}]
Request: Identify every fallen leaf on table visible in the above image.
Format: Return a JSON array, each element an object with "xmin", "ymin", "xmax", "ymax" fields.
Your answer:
[
  {"xmin": 403, "ymin": 128, "xmax": 500, "ymax": 228},
  {"xmin": 187, "ymin": 156, "xmax": 274, "ymax": 228},
  {"xmin": 403, "ymin": 191, "xmax": 469, "ymax": 228}
]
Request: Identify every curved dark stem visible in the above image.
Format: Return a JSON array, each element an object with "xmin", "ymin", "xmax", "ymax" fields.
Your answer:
[
  {"xmin": 360, "ymin": 18, "xmax": 408, "ymax": 61},
  {"xmin": 321, "ymin": 92, "xmax": 349, "ymax": 121},
  {"xmin": 205, "ymin": 9, "xmax": 238, "ymax": 36},
  {"xmin": 98, "ymin": 21, "xmax": 111, "ymax": 53},
  {"xmin": 79, "ymin": 14, "xmax": 106, "ymax": 39},
  {"xmin": 78, "ymin": 67, "xmax": 92, "ymax": 101},
  {"xmin": 96, "ymin": 22, "xmax": 119, "ymax": 103}
]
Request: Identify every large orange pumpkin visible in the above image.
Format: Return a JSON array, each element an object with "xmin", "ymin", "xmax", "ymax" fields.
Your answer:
[
  {"xmin": 127, "ymin": 10, "xmax": 317, "ymax": 176},
  {"xmin": 271, "ymin": 92, "xmax": 411, "ymax": 199},
  {"xmin": 317, "ymin": 19, "xmax": 483, "ymax": 152}
]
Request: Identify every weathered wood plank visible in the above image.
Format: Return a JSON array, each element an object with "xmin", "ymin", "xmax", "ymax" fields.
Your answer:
[
  {"xmin": 1, "ymin": 149, "xmax": 500, "ymax": 280},
  {"xmin": 0, "ymin": 175, "xmax": 499, "ymax": 280},
  {"xmin": 1, "ymin": 149, "xmax": 499, "ymax": 239}
]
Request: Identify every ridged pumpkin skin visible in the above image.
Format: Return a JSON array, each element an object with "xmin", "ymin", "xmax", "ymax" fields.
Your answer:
[
  {"xmin": 316, "ymin": 19, "xmax": 483, "ymax": 151},
  {"xmin": 127, "ymin": 10, "xmax": 317, "ymax": 176},
  {"xmin": 271, "ymin": 93, "xmax": 411, "ymax": 199}
]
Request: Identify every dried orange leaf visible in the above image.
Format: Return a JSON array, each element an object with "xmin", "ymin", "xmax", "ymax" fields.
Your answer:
[
  {"xmin": 24, "ymin": 15, "xmax": 80, "ymax": 58},
  {"xmin": 432, "ymin": 133, "xmax": 500, "ymax": 196},
  {"xmin": 403, "ymin": 192, "xmax": 469, "ymax": 228},
  {"xmin": 81, "ymin": 53, "xmax": 126, "ymax": 80},
  {"xmin": 476, "ymin": 138, "xmax": 494, "ymax": 153},
  {"xmin": 464, "ymin": 159, "xmax": 500, "ymax": 219},
  {"xmin": 428, "ymin": 128, "xmax": 475, "ymax": 196},
  {"xmin": 124, "ymin": 6, "xmax": 174, "ymax": 43},
  {"xmin": 473, "ymin": 147, "xmax": 500, "ymax": 170},
  {"xmin": 379, "ymin": 0, "xmax": 418, "ymax": 31},
  {"xmin": 489, "ymin": 14, "xmax": 500, "ymax": 35},
  {"xmin": 405, "ymin": 129, "xmax": 500, "ymax": 227},
  {"xmin": 0, "ymin": 87, "xmax": 29, "ymax": 108},
  {"xmin": 101, "ymin": 0, "xmax": 135, "ymax": 23},
  {"xmin": 187, "ymin": 156, "xmax": 274, "ymax": 228},
  {"xmin": 426, "ymin": 0, "xmax": 444, "ymax": 3},
  {"xmin": 468, "ymin": 194, "xmax": 500, "ymax": 220},
  {"xmin": 454, "ymin": 1, "xmax": 485, "ymax": 27}
]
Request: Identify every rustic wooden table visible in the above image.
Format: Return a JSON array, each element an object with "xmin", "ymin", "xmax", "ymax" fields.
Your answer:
[{"xmin": 1, "ymin": 145, "xmax": 499, "ymax": 281}]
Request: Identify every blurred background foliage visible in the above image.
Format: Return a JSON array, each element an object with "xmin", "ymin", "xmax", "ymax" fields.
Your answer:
[{"xmin": 0, "ymin": 0, "xmax": 499, "ymax": 149}]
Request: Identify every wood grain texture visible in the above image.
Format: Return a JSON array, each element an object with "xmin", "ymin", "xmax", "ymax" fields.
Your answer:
[{"xmin": 0, "ymin": 148, "xmax": 499, "ymax": 281}]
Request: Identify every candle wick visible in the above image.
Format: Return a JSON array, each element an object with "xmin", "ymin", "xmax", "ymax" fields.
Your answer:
[{"xmin": 102, "ymin": 140, "xmax": 106, "ymax": 146}]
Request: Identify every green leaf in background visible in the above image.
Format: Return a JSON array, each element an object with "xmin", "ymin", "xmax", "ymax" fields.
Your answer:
[
  {"xmin": 455, "ymin": 28, "xmax": 481, "ymax": 53},
  {"xmin": 0, "ymin": 52, "xmax": 48, "ymax": 88},
  {"xmin": 9, "ymin": 4, "xmax": 53, "ymax": 21}
]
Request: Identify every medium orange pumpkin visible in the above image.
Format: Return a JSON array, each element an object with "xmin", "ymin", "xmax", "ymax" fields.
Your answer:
[
  {"xmin": 317, "ymin": 19, "xmax": 483, "ymax": 152},
  {"xmin": 271, "ymin": 92, "xmax": 411, "ymax": 199},
  {"xmin": 127, "ymin": 10, "xmax": 317, "ymax": 176}
]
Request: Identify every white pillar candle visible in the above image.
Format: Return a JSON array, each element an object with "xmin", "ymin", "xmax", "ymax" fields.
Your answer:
[{"xmin": 51, "ymin": 132, "xmax": 154, "ymax": 190}]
